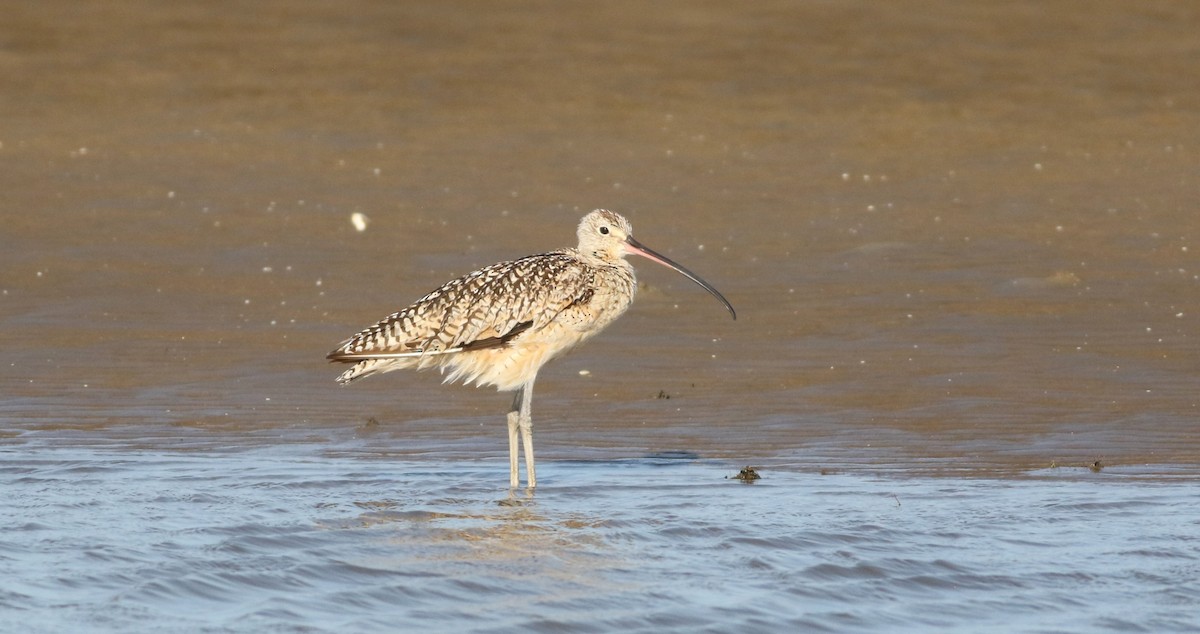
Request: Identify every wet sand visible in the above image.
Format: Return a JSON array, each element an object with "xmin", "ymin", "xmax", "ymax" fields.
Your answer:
[{"xmin": 3, "ymin": 1, "xmax": 1199, "ymax": 631}]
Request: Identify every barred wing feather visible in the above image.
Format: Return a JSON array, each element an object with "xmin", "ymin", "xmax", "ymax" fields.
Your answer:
[{"xmin": 326, "ymin": 251, "xmax": 590, "ymax": 377}]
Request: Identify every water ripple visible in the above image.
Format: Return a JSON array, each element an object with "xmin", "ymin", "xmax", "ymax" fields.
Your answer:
[{"xmin": 3, "ymin": 446, "xmax": 1199, "ymax": 633}]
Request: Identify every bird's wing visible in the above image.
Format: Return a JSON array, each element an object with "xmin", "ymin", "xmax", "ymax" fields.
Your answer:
[{"xmin": 327, "ymin": 251, "xmax": 591, "ymax": 362}]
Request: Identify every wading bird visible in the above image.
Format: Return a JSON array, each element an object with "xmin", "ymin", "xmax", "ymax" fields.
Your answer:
[{"xmin": 327, "ymin": 209, "xmax": 735, "ymax": 487}]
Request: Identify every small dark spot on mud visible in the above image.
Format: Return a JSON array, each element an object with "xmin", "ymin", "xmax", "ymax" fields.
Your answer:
[{"xmin": 656, "ymin": 390, "xmax": 671, "ymax": 399}]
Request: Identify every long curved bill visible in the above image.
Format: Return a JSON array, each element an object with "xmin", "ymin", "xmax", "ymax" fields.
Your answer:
[{"xmin": 624, "ymin": 236, "xmax": 737, "ymax": 320}]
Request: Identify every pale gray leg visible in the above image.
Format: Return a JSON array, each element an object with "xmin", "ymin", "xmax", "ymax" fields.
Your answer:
[
  {"xmin": 519, "ymin": 376, "xmax": 537, "ymax": 488},
  {"xmin": 506, "ymin": 387, "xmax": 523, "ymax": 489}
]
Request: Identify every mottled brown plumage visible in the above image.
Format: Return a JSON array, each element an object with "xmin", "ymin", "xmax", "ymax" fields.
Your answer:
[{"xmin": 328, "ymin": 209, "xmax": 735, "ymax": 488}]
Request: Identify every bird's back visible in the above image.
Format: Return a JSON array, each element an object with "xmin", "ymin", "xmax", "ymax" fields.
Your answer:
[{"xmin": 327, "ymin": 250, "xmax": 609, "ymax": 387}]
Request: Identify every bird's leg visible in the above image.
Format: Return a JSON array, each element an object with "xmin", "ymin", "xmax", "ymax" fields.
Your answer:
[
  {"xmin": 519, "ymin": 376, "xmax": 537, "ymax": 488},
  {"xmin": 506, "ymin": 386, "xmax": 523, "ymax": 489}
]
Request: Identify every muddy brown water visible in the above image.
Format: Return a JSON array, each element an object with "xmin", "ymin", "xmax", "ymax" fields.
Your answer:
[{"xmin": 3, "ymin": 1, "xmax": 1198, "ymax": 632}]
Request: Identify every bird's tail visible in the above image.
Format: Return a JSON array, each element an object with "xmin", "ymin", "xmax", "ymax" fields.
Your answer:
[
  {"xmin": 334, "ymin": 359, "xmax": 376, "ymax": 384},
  {"xmin": 329, "ymin": 346, "xmax": 457, "ymax": 384},
  {"xmin": 332, "ymin": 357, "xmax": 421, "ymax": 384}
]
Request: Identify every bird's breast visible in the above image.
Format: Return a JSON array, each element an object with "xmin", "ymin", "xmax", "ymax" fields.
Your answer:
[{"xmin": 561, "ymin": 265, "xmax": 636, "ymax": 334}]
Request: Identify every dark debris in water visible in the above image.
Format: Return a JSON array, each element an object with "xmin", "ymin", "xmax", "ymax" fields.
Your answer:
[
  {"xmin": 728, "ymin": 466, "xmax": 761, "ymax": 483},
  {"xmin": 1047, "ymin": 459, "xmax": 1108, "ymax": 472}
]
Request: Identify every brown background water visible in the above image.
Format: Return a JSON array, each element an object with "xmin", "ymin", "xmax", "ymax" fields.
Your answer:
[{"xmin": 2, "ymin": 1, "xmax": 1199, "ymax": 632}]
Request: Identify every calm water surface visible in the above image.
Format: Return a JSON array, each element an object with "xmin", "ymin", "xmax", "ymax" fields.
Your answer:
[
  {"xmin": 4, "ymin": 444, "xmax": 1199, "ymax": 633},
  {"xmin": 3, "ymin": 0, "xmax": 1199, "ymax": 632}
]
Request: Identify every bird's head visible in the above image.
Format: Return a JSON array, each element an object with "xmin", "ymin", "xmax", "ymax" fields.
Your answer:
[
  {"xmin": 575, "ymin": 209, "xmax": 736, "ymax": 320},
  {"xmin": 577, "ymin": 209, "xmax": 634, "ymax": 263}
]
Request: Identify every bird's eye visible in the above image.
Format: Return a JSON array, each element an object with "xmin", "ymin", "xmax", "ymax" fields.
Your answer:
[{"xmin": 599, "ymin": 226, "xmax": 610, "ymax": 235}]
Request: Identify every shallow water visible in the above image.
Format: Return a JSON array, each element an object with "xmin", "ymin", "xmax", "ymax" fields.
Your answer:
[
  {"xmin": 3, "ymin": 0, "xmax": 1200, "ymax": 631},
  {"xmin": 5, "ymin": 445, "xmax": 1199, "ymax": 633}
]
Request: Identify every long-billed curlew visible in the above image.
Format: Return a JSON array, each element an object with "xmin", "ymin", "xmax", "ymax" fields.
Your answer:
[{"xmin": 327, "ymin": 209, "xmax": 735, "ymax": 488}]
